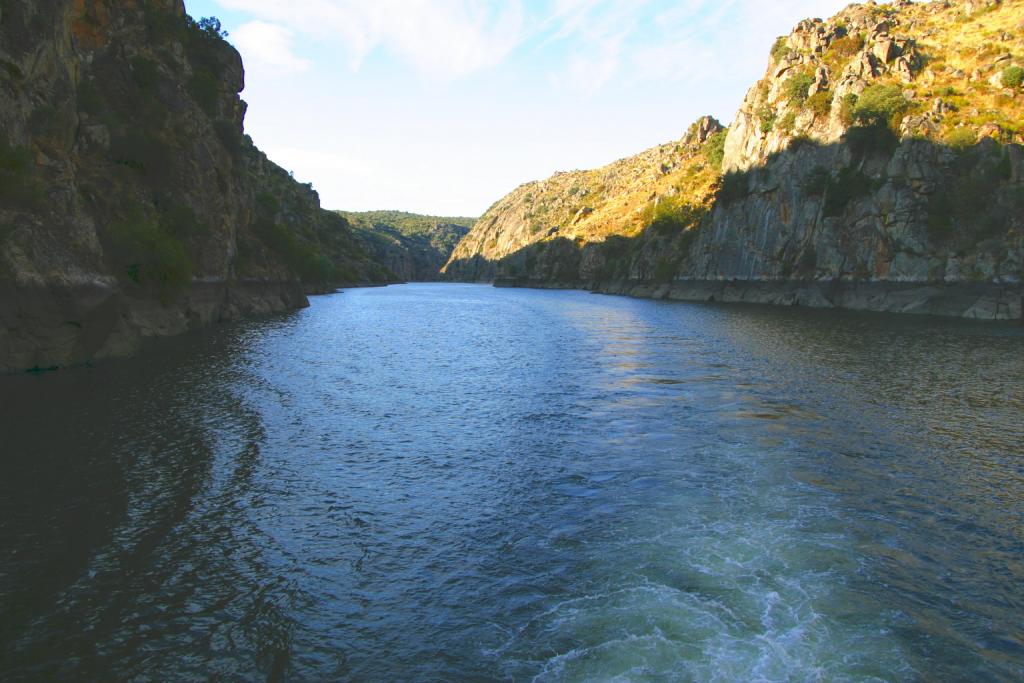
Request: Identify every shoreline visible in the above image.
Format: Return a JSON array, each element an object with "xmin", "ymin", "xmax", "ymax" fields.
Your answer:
[
  {"xmin": 493, "ymin": 278, "xmax": 1023, "ymax": 322},
  {"xmin": 0, "ymin": 279, "xmax": 397, "ymax": 374}
]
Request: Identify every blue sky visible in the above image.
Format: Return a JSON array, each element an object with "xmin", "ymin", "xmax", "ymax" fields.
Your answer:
[{"xmin": 184, "ymin": 0, "xmax": 850, "ymax": 216}]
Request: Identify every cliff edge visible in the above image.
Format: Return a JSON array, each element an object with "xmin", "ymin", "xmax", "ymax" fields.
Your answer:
[{"xmin": 0, "ymin": 1, "xmax": 394, "ymax": 372}]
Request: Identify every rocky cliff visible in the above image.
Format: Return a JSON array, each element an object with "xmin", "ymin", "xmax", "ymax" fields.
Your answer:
[
  {"xmin": 445, "ymin": 0, "xmax": 1024, "ymax": 320},
  {"xmin": 0, "ymin": 0, "xmax": 394, "ymax": 372},
  {"xmin": 342, "ymin": 211, "xmax": 473, "ymax": 281}
]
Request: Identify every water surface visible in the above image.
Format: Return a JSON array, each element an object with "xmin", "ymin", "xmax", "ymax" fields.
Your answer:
[{"xmin": 2, "ymin": 283, "xmax": 1023, "ymax": 681}]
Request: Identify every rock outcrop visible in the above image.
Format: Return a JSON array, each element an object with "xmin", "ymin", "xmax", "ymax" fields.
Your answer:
[
  {"xmin": 0, "ymin": 0, "xmax": 394, "ymax": 372},
  {"xmin": 445, "ymin": 0, "xmax": 1024, "ymax": 320}
]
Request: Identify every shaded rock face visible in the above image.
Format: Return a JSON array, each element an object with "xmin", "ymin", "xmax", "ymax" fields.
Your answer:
[
  {"xmin": 445, "ymin": 0, "xmax": 1024, "ymax": 320},
  {"xmin": 0, "ymin": 1, "xmax": 392, "ymax": 371}
]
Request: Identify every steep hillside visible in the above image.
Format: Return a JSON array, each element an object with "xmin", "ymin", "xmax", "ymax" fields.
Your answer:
[
  {"xmin": 444, "ymin": 117, "xmax": 724, "ymax": 281},
  {"xmin": 342, "ymin": 211, "xmax": 473, "ymax": 281},
  {"xmin": 445, "ymin": 0, "xmax": 1024, "ymax": 320},
  {"xmin": 0, "ymin": 0, "xmax": 394, "ymax": 373}
]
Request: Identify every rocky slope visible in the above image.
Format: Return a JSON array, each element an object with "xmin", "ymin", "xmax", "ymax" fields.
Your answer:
[
  {"xmin": 342, "ymin": 211, "xmax": 473, "ymax": 281},
  {"xmin": 445, "ymin": 0, "xmax": 1024, "ymax": 320},
  {"xmin": 0, "ymin": 0, "xmax": 394, "ymax": 373}
]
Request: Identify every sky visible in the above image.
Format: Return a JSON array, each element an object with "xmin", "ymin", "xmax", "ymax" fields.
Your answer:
[{"xmin": 184, "ymin": 0, "xmax": 851, "ymax": 216}]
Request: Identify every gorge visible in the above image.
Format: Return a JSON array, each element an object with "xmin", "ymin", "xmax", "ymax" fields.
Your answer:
[{"xmin": 2, "ymin": 2, "xmax": 1024, "ymax": 681}]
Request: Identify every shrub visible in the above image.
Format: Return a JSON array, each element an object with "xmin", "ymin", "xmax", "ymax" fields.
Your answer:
[
  {"xmin": 784, "ymin": 72, "xmax": 815, "ymax": 104},
  {"xmin": 828, "ymin": 34, "xmax": 865, "ymax": 58},
  {"xmin": 823, "ymin": 166, "xmax": 873, "ymax": 217},
  {"xmin": 102, "ymin": 211, "xmax": 192, "ymax": 292},
  {"xmin": 704, "ymin": 130, "xmax": 727, "ymax": 169},
  {"xmin": 852, "ymin": 84, "xmax": 910, "ymax": 127},
  {"xmin": 654, "ymin": 257, "xmax": 679, "ymax": 283},
  {"xmin": 77, "ymin": 80, "xmax": 104, "ymax": 115},
  {"xmin": 252, "ymin": 212, "xmax": 342, "ymax": 285},
  {"xmin": 601, "ymin": 235, "xmax": 630, "ymax": 259},
  {"xmin": 807, "ymin": 90, "xmax": 833, "ymax": 117},
  {"xmin": 758, "ymin": 105, "xmax": 776, "ymax": 134},
  {"xmin": 156, "ymin": 198, "xmax": 208, "ymax": 238},
  {"xmin": 945, "ymin": 127, "xmax": 977, "ymax": 150},
  {"xmin": 188, "ymin": 67, "xmax": 219, "ymax": 116},
  {"xmin": 844, "ymin": 122, "xmax": 899, "ymax": 158},
  {"xmin": 110, "ymin": 129, "xmax": 173, "ymax": 182},
  {"xmin": 131, "ymin": 56, "xmax": 161, "ymax": 93},
  {"xmin": 778, "ymin": 110, "xmax": 797, "ymax": 133},
  {"xmin": 255, "ymin": 191, "xmax": 281, "ymax": 217},
  {"xmin": 802, "ymin": 166, "xmax": 831, "ymax": 196},
  {"xmin": 195, "ymin": 17, "xmax": 229, "ymax": 39},
  {"xmin": 839, "ymin": 93, "xmax": 858, "ymax": 126},
  {"xmin": 1002, "ymin": 66, "xmax": 1024, "ymax": 89},
  {"xmin": 717, "ymin": 171, "xmax": 749, "ymax": 204},
  {"xmin": 0, "ymin": 138, "xmax": 44, "ymax": 209},
  {"xmin": 644, "ymin": 198, "xmax": 705, "ymax": 236},
  {"xmin": 771, "ymin": 36, "xmax": 791, "ymax": 63}
]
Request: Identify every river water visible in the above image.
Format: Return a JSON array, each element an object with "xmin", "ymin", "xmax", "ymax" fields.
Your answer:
[{"xmin": 1, "ymin": 283, "xmax": 1022, "ymax": 682}]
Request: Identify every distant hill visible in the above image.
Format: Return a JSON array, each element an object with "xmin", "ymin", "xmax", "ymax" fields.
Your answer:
[{"xmin": 341, "ymin": 211, "xmax": 475, "ymax": 281}]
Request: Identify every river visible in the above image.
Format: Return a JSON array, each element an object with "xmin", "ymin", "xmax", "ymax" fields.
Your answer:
[{"xmin": 2, "ymin": 283, "xmax": 1022, "ymax": 681}]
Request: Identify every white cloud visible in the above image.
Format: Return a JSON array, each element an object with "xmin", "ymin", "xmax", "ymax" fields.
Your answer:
[
  {"xmin": 232, "ymin": 21, "xmax": 311, "ymax": 74},
  {"xmin": 215, "ymin": 0, "xmax": 525, "ymax": 80}
]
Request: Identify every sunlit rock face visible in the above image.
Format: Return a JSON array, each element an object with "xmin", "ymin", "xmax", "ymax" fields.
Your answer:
[{"xmin": 446, "ymin": 1, "xmax": 1024, "ymax": 320}]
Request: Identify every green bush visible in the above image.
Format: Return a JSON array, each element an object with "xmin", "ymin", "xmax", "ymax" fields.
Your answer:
[
  {"xmin": 156, "ymin": 199, "xmax": 208, "ymax": 238},
  {"xmin": 77, "ymin": 80, "xmax": 104, "ymax": 115},
  {"xmin": 852, "ymin": 84, "xmax": 910, "ymax": 127},
  {"xmin": 110, "ymin": 129, "xmax": 173, "ymax": 182},
  {"xmin": 255, "ymin": 191, "xmax": 281, "ymax": 217},
  {"xmin": 839, "ymin": 93, "xmax": 858, "ymax": 126},
  {"xmin": 188, "ymin": 67, "xmax": 219, "ymax": 116},
  {"xmin": 778, "ymin": 110, "xmax": 797, "ymax": 133},
  {"xmin": 844, "ymin": 122, "xmax": 900, "ymax": 158},
  {"xmin": 195, "ymin": 17, "xmax": 229, "ymax": 39},
  {"xmin": 0, "ymin": 138, "xmax": 44, "ymax": 209},
  {"xmin": 823, "ymin": 166, "xmax": 873, "ymax": 217},
  {"xmin": 252, "ymin": 214, "xmax": 343, "ymax": 285},
  {"xmin": 771, "ymin": 36, "xmax": 791, "ymax": 63},
  {"xmin": 601, "ymin": 235, "xmax": 631, "ymax": 262},
  {"xmin": 1001, "ymin": 66, "xmax": 1024, "ymax": 89},
  {"xmin": 758, "ymin": 105, "xmax": 776, "ymax": 134},
  {"xmin": 704, "ymin": 130, "xmax": 727, "ymax": 169},
  {"xmin": 784, "ymin": 72, "xmax": 815, "ymax": 104},
  {"xmin": 654, "ymin": 256, "xmax": 679, "ymax": 283},
  {"xmin": 717, "ymin": 171, "xmax": 749, "ymax": 204},
  {"xmin": 807, "ymin": 90, "xmax": 833, "ymax": 117},
  {"xmin": 102, "ymin": 212, "xmax": 192, "ymax": 292},
  {"xmin": 828, "ymin": 34, "xmax": 865, "ymax": 58},
  {"xmin": 802, "ymin": 166, "xmax": 831, "ymax": 196},
  {"xmin": 644, "ymin": 198, "xmax": 705, "ymax": 236},
  {"xmin": 945, "ymin": 127, "xmax": 977, "ymax": 150},
  {"xmin": 131, "ymin": 56, "xmax": 161, "ymax": 93}
]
